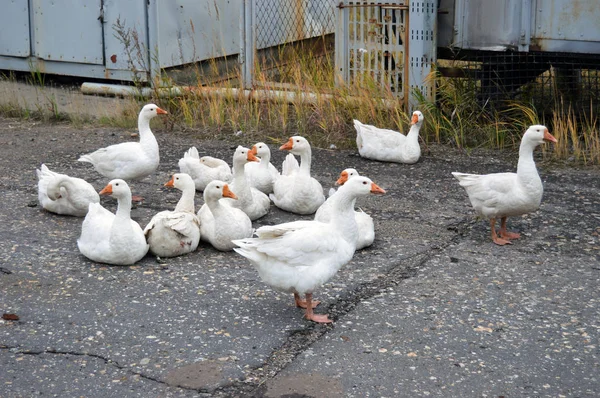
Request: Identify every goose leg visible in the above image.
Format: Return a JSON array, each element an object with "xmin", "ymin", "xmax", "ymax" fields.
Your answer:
[
  {"xmin": 490, "ymin": 218, "xmax": 511, "ymax": 245},
  {"xmin": 499, "ymin": 217, "xmax": 521, "ymax": 240},
  {"xmin": 303, "ymin": 293, "xmax": 332, "ymax": 323},
  {"xmin": 294, "ymin": 292, "xmax": 320, "ymax": 309}
]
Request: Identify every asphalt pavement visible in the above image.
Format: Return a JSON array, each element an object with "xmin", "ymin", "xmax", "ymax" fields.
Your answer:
[{"xmin": 0, "ymin": 115, "xmax": 599, "ymax": 397}]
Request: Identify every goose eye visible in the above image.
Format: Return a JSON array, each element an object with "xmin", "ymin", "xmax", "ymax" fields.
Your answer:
[
  {"xmin": 115, "ymin": 183, "xmax": 119, "ymax": 186},
  {"xmin": 216, "ymin": 185, "xmax": 220, "ymax": 189},
  {"xmin": 296, "ymin": 139, "xmax": 300, "ymax": 143},
  {"xmin": 362, "ymin": 181, "xmax": 367, "ymax": 185}
]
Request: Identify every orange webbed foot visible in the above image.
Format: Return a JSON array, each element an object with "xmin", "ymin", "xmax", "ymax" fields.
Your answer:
[
  {"xmin": 305, "ymin": 312, "xmax": 333, "ymax": 323},
  {"xmin": 500, "ymin": 231, "xmax": 521, "ymax": 240},
  {"xmin": 493, "ymin": 237, "xmax": 513, "ymax": 245}
]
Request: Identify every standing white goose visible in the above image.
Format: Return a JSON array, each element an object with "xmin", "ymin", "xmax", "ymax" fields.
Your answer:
[
  {"xmin": 178, "ymin": 146, "xmax": 232, "ymax": 191},
  {"xmin": 355, "ymin": 110, "xmax": 423, "ymax": 164},
  {"xmin": 452, "ymin": 125, "xmax": 557, "ymax": 245},
  {"xmin": 315, "ymin": 168, "xmax": 375, "ymax": 250},
  {"xmin": 36, "ymin": 164, "xmax": 99, "ymax": 216},
  {"xmin": 244, "ymin": 142, "xmax": 280, "ymax": 194},
  {"xmin": 144, "ymin": 173, "xmax": 200, "ymax": 258},
  {"xmin": 77, "ymin": 179, "xmax": 149, "ymax": 265},
  {"xmin": 78, "ymin": 104, "xmax": 167, "ymax": 181},
  {"xmin": 225, "ymin": 146, "xmax": 270, "ymax": 220},
  {"xmin": 198, "ymin": 180, "xmax": 253, "ymax": 251},
  {"xmin": 269, "ymin": 136, "xmax": 325, "ymax": 215},
  {"xmin": 233, "ymin": 176, "xmax": 386, "ymax": 323}
]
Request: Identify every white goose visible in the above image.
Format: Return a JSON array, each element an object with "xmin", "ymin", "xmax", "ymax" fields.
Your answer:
[
  {"xmin": 225, "ymin": 146, "xmax": 270, "ymax": 220},
  {"xmin": 269, "ymin": 136, "xmax": 325, "ymax": 215},
  {"xmin": 244, "ymin": 142, "xmax": 280, "ymax": 194},
  {"xmin": 77, "ymin": 179, "xmax": 149, "ymax": 265},
  {"xmin": 233, "ymin": 176, "xmax": 386, "ymax": 323},
  {"xmin": 78, "ymin": 104, "xmax": 167, "ymax": 181},
  {"xmin": 198, "ymin": 180, "xmax": 253, "ymax": 251},
  {"xmin": 144, "ymin": 173, "xmax": 200, "ymax": 258},
  {"xmin": 315, "ymin": 168, "xmax": 375, "ymax": 250},
  {"xmin": 355, "ymin": 110, "xmax": 424, "ymax": 164},
  {"xmin": 178, "ymin": 146, "xmax": 232, "ymax": 191},
  {"xmin": 452, "ymin": 125, "xmax": 557, "ymax": 245},
  {"xmin": 36, "ymin": 164, "xmax": 99, "ymax": 216}
]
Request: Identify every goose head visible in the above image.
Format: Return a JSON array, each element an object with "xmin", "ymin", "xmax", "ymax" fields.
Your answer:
[
  {"xmin": 204, "ymin": 180, "xmax": 238, "ymax": 201},
  {"xmin": 139, "ymin": 103, "xmax": 168, "ymax": 121},
  {"xmin": 411, "ymin": 110, "xmax": 424, "ymax": 126},
  {"xmin": 336, "ymin": 168, "xmax": 360, "ymax": 185},
  {"xmin": 279, "ymin": 136, "xmax": 311, "ymax": 155},
  {"xmin": 232, "ymin": 146, "xmax": 259, "ymax": 167},
  {"xmin": 99, "ymin": 179, "xmax": 130, "ymax": 198},
  {"xmin": 337, "ymin": 175, "xmax": 386, "ymax": 199},
  {"xmin": 522, "ymin": 125, "xmax": 557, "ymax": 146},
  {"xmin": 164, "ymin": 173, "xmax": 195, "ymax": 191},
  {"xmin": 251, "ymin": 142, "xmax": 271, "ymax": 159}
]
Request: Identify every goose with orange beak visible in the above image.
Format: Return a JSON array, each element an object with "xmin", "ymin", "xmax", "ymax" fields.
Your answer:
[
  {"xmin": 78, "ymin": 104, "xmax": 167, "ymax": 181},
  {"xmin": 354, "ymin": 110, "xmax": 423, "ymax": 164},
  {"xmin": 77, "ymin": 179, "xmax": 148, "ymax": 265},
  {"xmin": 269, "ymin": 136, "xmax": 325, "ymax": 215},
  {"xmin": 223, "ymin": 146, "xmax": 271, "ymax": 220},
  {"xmin": 452, "ymin": 125, "xmax": 558, "ymax": 245},
  {"xmin": 234, "ymin": 176, "xmax": 385, "ymax": 323},
  {"xmin": 243, "ymin": 142, "xmax": 280, "ymax": 194},
  {"xmin": 198, "ymin": 180, "xmax": 253, "ymax": 251},
  {"xmin": 143, "ymin": 173, "xmax": 200, "ymax": 258},
  {"xmin": 315, "ymin": 168, "xmax": 375, "ymax": 250}
]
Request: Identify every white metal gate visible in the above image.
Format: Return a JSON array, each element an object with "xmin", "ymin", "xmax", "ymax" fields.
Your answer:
[{"xmin": 335, "ymin": 1, "xmax": 437, "ymax": 109}]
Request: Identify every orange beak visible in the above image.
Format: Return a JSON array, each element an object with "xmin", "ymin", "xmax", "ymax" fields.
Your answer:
[
  {"xmin": 222, "ymin": 184, "xmax": 237, "ymax": 200},
  {"xmin": 250, "ymin": 145, "xmax": 258, "ymax": 156},
  {"xmin": 370, "ymin": 182, "xmax": 386, "ymax": 194},
  {"xmin": 336, "ymin": 171, "xmax": 349, "ymax": 185},
  {"xmin": 156, "ymin": 107, "xmax": 168, "ymax": 115},
  {"xmin": 279, "ymin": 138, "xmax": 294, "ymax": 151},
  {"xmin": 99, "ymin": 183, "xmax": 113, "ymax": 196},
  {"xmin": 247, "ymin": 150, "xmax": 259, "ymax": 162},
  {"xmin": 164, "ymin": 176, "xmax": 175, "ymax": 188},
  {"xmin": 543, "ymin": 129, "xmax": 558, "ymax": 143},
  {"xmin": 411, "ymin": 113, "xmax": 419, "ymax": 125}
]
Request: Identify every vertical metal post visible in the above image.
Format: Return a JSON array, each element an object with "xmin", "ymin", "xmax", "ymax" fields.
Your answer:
[
  {"xmin": 519, "ymin": 0, "xmax": 532, "ymax": 52},
  {"xmin": 147, "ymin": 0, "xmax": 159, "ymax": 86},
  {"xmin": 241, "ymin": 0, "xmax": 255, "ymax": 89},
  {"xmin": 334, "ymin": 1, "xmax": 347, "ymax": 86}
]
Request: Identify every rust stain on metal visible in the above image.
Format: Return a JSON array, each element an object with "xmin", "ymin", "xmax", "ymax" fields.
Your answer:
[{"xmin": 110, "ymin": 54, "xmax": 117, "ymax": 63}]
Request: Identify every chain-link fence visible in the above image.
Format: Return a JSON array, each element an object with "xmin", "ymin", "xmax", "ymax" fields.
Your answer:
[
  {"xmin": 255, "ymin": 0, "xmax": 336, "ymax": 50},
  {"xmin": 241, "ymin": 0, "xmax": 337, "ymax": 87},
  {"xmin": 437, "ymin": 49, "xmax": 600, "ymax": 115}
]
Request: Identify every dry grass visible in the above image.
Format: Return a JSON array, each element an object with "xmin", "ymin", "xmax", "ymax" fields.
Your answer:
[{"xmin": 1, "ymin": 40, "xmax": 599, "ymax": 164}]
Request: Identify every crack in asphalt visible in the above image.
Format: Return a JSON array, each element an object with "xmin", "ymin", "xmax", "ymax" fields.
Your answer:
[
  {"xmin": 211, "ymin": 217, "xmax": 473, "ymax": 397},
  {"xmin": 0, "ymin": 345, "xmax": 201, "ymax": 393}
]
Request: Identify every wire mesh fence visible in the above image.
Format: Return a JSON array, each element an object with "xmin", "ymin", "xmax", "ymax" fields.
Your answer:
[
  {"xmin": 247, "ymin": 0, "xmax": 337, "ymax": 85},
  {"xmin": 254, "ymin": 0, "xmax": 337, "ymax": 49},
  {"xmin": 437, "ymin": 50, "xmax": 600, "ymax": 116}
]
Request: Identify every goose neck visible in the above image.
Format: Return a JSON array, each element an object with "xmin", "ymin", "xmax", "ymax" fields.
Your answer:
[
  {"xmin": 298, "ymin": 149, "xmax": 312, "ymax": 175},
  {"xmin": 115, "ymin": 193, "xmax": 133, "ymax": 220},
  {"xmin": 137, "ymin": 115, "xmax": 157, "ymax": 146},
  {"xmin": 407, "ymin": 124, "xmax": 421, "ymax": 140},
  {"xmin": 174, "ymin": 187, "xmax": 196, "ymax": 213}
]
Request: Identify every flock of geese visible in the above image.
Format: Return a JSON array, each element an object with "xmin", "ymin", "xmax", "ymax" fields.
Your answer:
[{"xmin": 36, "ymin": 103, "xmax": 557, "ymax": 323}]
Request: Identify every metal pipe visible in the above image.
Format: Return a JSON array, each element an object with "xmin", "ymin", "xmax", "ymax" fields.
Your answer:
[{"xmin": 80, "ymin": 82, "xmax": 398, "ymax": 109}]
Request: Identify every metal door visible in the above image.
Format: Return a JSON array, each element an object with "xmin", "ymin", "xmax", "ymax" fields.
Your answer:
[
  {"xmin": 32, "ymin": 0, "xmax": 104, "ymax": 64},
  {"xmin": 0, "ymin": 0, "xmax": 31, "ymax": 57}
]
